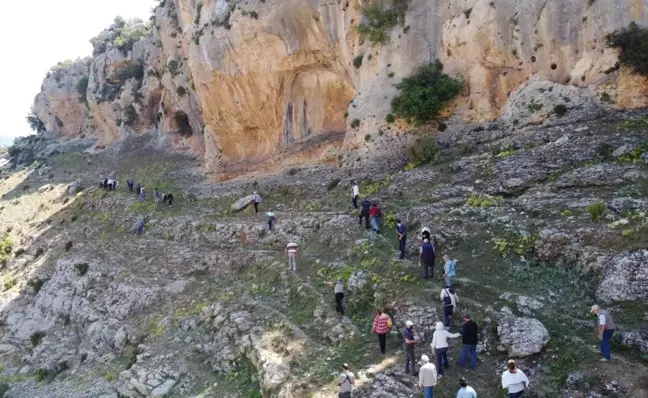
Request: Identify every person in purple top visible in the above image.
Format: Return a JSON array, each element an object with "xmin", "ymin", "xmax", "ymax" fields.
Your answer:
[{"xmin": 396, "ymin": 219, "xmax": 407, "ymax": 259}]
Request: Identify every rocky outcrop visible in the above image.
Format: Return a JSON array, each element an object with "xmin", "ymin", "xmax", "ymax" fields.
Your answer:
[
  {"xmin": 29, "ymin": 0, "xmax": 648, "ymax": 176},
  {"xmin": 597, "ymin": 250, "xmax": 648, "ymax": 302},
  {"xmin": 497, "ymin": 316, "xmax": 550, "ymax": 357}
]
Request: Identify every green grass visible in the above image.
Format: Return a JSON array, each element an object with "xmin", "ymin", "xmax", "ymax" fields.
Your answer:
[
  {"xmin": 586, "ymin": 202, "xmax": 606, "ymax": 221},
  {"xmin": 466, "ymin": 192, "xmax": 498, "ymax": 207}
]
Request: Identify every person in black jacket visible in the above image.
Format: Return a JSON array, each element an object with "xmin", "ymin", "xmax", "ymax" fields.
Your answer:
[
  {"xmin": 359, "ymin": 197, "xmax": 371, "ymax": 229},
  {"xmin": 418, "ymin": 239, "xmax": 436, "ymax": 279},
  {"xmin": 458, "ymin": 314, "xmax": 479, "ymax": 369}
]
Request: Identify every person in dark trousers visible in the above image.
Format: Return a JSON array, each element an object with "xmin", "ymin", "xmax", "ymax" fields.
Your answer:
[
  {"xmin": 440, "ymin": 286, "xmax": 458, "ymax": 328},
  {"xmin": 372, "ymin": 309, "xmax": 392, "ymax": 354},
  {"xmin": 334, "ymin": 279, "xmax": 344, "ymax": 315},
  {"xmin": 369, "ymin": 203, "xmax": 382, "ymax": 233},
  {"xmin": 103, "ymin": 178, "xmax": 108, "ymax": 189},
  {"xmin": 351, "ymin": 181, "xmax": 359, "ymax": 209},
  {"xmin": 267, "ymin": 211, "xmax": 276, "ymax": 231},
  {"xmin": 135, "ymin": 218, "xmax": 144, "ymax": 236},
  {"xmin": 167, "ymin": 193, "xmax": 174, "ymax": 206},
  {"xmin": 338, "ymin": 363, "xmax": 355, "ymax": 398},
  {"xmin": 396, "ymin": 219, "xmax": 407, "ymax": 259},
  {"xmin": 458, "ymin": 314, "xmax": 479, "ymax": 369},
  {"xmin": 127, "ymin": 178, "xmax": 134, "ymax": 192},
  {"xmin": 421, "ymin": 227, "xmax": 431, "ymax": 243},
  {"xmin": 162, "ymin": 192, "xmax": 168, "ymax": 204},
  {"xmin": 419, "ymin": 238, "xmax": 436, "ymax": 279},
  {"xmin": 591, "ymin": 304, "xmax": 616, "ymax": 361},
  {"xmin": 359, "ymin": 197, "xmax": 371, "ymax": 229},
  {"xmin": 252, "ymin": 191, "xmax": 261, "ymax": 213},
  {"xmin": 403, "ymin": 320, "xmax": 419, "ymax": 376},
  {"xmin": 135, "ymin": 183, "xmax": 141, "ymax": 195}
]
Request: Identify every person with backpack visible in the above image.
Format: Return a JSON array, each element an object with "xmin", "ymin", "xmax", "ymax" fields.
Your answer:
[
  {"xmin": 431, "ymin": 321, "xmax": 460, "ymax": 377},
  {"xmin": 338, "ymin": 363, "xmax": 355, "ymax": 398},
  {"xmin": 267, "ymin": 210, "xmax": 276, "ymax": 231},
  {"xmin": 443, "ymin": 255, "xmax": 457, "ymax": 287},
  {"xmin": 351, "ymin": 181, "xmax": 359, "ymax": 209},
  {"xmin": 372, "ymin": 309, "xmax": 392, "ymax": 354},
  {"xmin": 285, "ymin": 242, "xmax": 298, "ymax": 272},
  {"xmin": 334, "ymin": 279, "xmax": 345, "ymax": 315},
  {"xmin": 457, "ymin": 376, "xmax": 478, "ymax": 398},
  {"xmin": 396, "ymin": 219, "xmax": 407, "ymax": 260},
  {"xmin": 419, "ymin": 238, "xmax": 436, "ymax": 279},
  {"xmin": 440, "ymin": 286, "xmax": 459, "ymax": 328},
  {"xmin": 501, "ymin": 359, "xmax": 529, "ymax": 398},
  {"xmin": 458, "ymin": 314, "xmax": 479, "ymax": 369},
  {"xmin": 418, "ymin": 355, "xmax": 437, "ymax": 398},
  {"xmin": 369, "ymin": 203, "xmax": 382, "ymax": 233},
  {"xmin": 359, "ymin": 197, "xmax": 371, "ymax": 229}
]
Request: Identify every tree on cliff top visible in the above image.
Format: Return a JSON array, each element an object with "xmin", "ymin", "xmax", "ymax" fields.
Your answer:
[
  {"xmin": 606, "ymin": 22, "xmax": 648, "ymax": 76},
  {"xmin": 90, "ymin": 16, "xmax": 151, "ymax": 56},
  {"xmin": 26, "ymin": 111, "xmax": 46, "ymax": 134},
  {"xmin": 390, "ymin": 60, "xmax": 463, "ymax": 125}
]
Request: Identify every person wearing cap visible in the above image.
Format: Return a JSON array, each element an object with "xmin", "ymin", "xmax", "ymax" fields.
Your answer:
[
  {"xmin": 419, "ymin": 238, "xmax": 436, "ymax": 279},
  {"xmin": 372, "ymin": 309, "xmax": 392, "ymax": 354},
  {"xmin": 396, "ymin": 219, "xmax": 407, "ymax": 259},
  {"xmin": 431, "ymin": 321, "xmax": 460, "ymax": 377},
  {"xmin": 334, "ymin": 279, "xmax": 345, "ymax": 315},
  {"xmin": 458, "ymin": 314, "xmax": 479, "ymax": 369},
  {"xmin": 456, "ymin": 376, "xmax": 477, "ymax": 398},
  {"xmin": 285, "ymin": 242, "xmax": 299, "ymax": 272},
  {"xmin": 590, "ymin": 304, "xmax": 615, "ymax": 361},
  {"xmin": 443, "ymin": 255, "xmax": 456, "ymax": 287},
  {"xmin": 418, "ymin": 355, "xmax": 437, "ymax": 398},
  {"xmin": 338, "ymin": 363, "xmax": 355, "ymax": 398},
  {"xmin": 501, "ymin": 359, "xmax": 529, "ymax": 397},
  {"xmin": 351, "ymin": 181, "xmax": 359, "ymax": 209},
  {"xmin": 403, "ymin": 320, "xmax": 419, "ymax": 376}
]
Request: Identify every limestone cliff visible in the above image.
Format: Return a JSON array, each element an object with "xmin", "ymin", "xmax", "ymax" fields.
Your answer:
[{"xmin": 31, "ymin": 0, "xmax": 648, "ymax": 175}]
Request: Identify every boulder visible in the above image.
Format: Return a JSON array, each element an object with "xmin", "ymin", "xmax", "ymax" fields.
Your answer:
[
  {"xmin": 497, "ymin": 316, "xmax": 550, "ymax": 357},
  {"xmin": 619, "ymin": 329, "xmax": 648, "ymax": 353},
  {"xmin": 597, "ymin": 250, "xmax": 648, "ymax": 302},
  {"xmin": 150, "ymin": 379, "xmax": 177, "ymax": 397},
  {"xmin": 67, "ymin": 179, "xmax": 82, "ymax": 195},
  {"xmin": 231, "ymin": 195, "xmax": 254, "ymax": 211}
]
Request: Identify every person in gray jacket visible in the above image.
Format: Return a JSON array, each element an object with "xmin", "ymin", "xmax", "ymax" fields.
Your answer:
[{"xmin": 591, "ymin": 304, "xmax": 616, "ymax": 361}]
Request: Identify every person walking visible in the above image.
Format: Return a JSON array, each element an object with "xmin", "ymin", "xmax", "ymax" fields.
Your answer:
[
  {"xmin": 418, "ymin": 355, "xmax": 437, "ymax": 398},
  {"xmin": 419, "ymin": 238, "xmax": 436, "ymax": 279},
  {"xmin": 359, "ymin": 197, "xmax": 371, "ymax": 229},
  {"xmin": 440, "ymin": 286, "xmax": 459, "ymax": 328},
  {"xmin": 372, "ymin": 309, "xmax": 392, "ymax": 354},
  {"xmin": 456, "ymin": 376, "xmax": 477, "ymax": 398},
  {"xmin": 135, "ymin": 218, "xmax": 145, "ymax": 236},
  {"xmin": 127, "ymin": 178, "xmax": 134, "ymax": 192},
  {"xmin": 338, "ymin": 363, "xmax": 355, "ymax": 398},
  {"xmin": 351, "ymin": 181, "xmax": 359, "ymax": 209},
  {"xmin": 113, "ymin": 179, "xmax": 118, "ymax": 191},
  {"xmin": 139, "ymin": 187, "xmax": 147, "ymax": 201},
  {"xmin": 396, "ymin": 219, "xmax": 407, "ymax": 259},
  {"xmin": 590, "ymin": 304, "xmax": 615, "ymax": 361},
  {"xmin": 458, "ymin": 314, "xmax": 479, "ymax": 369},
  {"xmin": 443, "ymin": 255, "xmax": 457, "ymax": 287},
  {"xmin": 167, "ymin": 193, "xmax": 174, "ymax": 206},
  {"xmin": 154, "ymin": 188, "xmax": 161, "ymax": 204},
  {"xmin": 252, "ymin": 191, "xmax": 262, "ymax": 214},
  {"xmin": 369, "ymin": 203, "xmax": 382, "ymax": 233},
  {"xmin": 135, "ymin": 183, "xmax": 141, "ymax": 195},
  {"xmin": 403, "ymin": 320, "xmax": 419, "ymax": 376},
  {"xmin": 501, "ymin": 360, "xmax": 529, "ymax": 398},
  {"xmin": 285, "ymin": 242, "xmax": 298, "ymax": 272},
  {"xmin": 431, "ymin": 321, "xmax": 460, "ymax": 377},
  {"xmin": 334, "ymin": 279, "xmax": 345, "ymax": 315},
  {"xmin": 267, "ymin": 210, "xmax": 276, "ymax": 231}
]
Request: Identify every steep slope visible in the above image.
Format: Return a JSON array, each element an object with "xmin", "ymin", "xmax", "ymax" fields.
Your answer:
[{"xmin": 30, "ymin": 0, "xmax": 648, "ymax": 176}]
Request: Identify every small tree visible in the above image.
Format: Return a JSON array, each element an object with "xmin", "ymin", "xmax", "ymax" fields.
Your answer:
[
  {"xmin": 174, "ymin": 111, "xmax": 192, "ymax": 136},
  {"xmin": 76, "ymin": 76, "xmax": 89, "ymax": 105},
  {"xmin": 606, "ymin": 22, "xmax": 648, "ymax": 76},
  {"xmin": 26, "ymin": 112, "xmax": 46, "ymax": 134}
]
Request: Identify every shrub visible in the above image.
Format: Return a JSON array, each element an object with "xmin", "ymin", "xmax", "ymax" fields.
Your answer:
[
  {"xmin": 606, "ymin": 22, "xmax": 648, "ymax": 75},
  {"xmin": 587, "ymin": 202, "xmax": 606, "ymax": 221},
  {"xmin": 105, "ymin": 372, "xmax": 117, "ymax": 382},
  {"xmin": 76, "ymin": 76, "xmax": 89, "ymax": 105},
  {"xmin": 31, "ymin": 331, "xmax": 46, "ymax": 347},
  {"xmin": 122, "ymin": 105, "xmax": 138, "ymax": 126},
  {"xmin": 3, "ymin": 278, "xmax": 17, "ymax": 291},
  {"xmin": 344, "ymin": 111, "xmax": 349, "ymax": 118},
  {"xmin": 385, "ymin": 113, "xmax": 395, "ymax": 123},
  {"xmin": 249, "ymin": 11, "xmax": 259, "ymax": 19},
  {"xmin": 74, "ymin": 263, "xmax": 89, "ymax": 276},
  {"xmin": 388, "ymin": 72, "xmax": 395, "ymax": 78},
  {"xmin": 327, "ymin": 179, "xmax": 340, "ymax": 191},
  {"xmin": 0, "ymin": 382, "xmax": 8, "ymax": 397},
  {"xmin": 467, "ymin": 192, "xmax": 498, "ymax": 207},
  {"xmin": 65, "ymin": 241, "xmax": 73, "ymax": 251},
  {"xmin": 34, "ymin": 247, "xmax": 44, "ymax": 258},
  {"xmin": 114, "ymin": 63, "xmax": 144, "ymax": 82},
  {"xmin": 26, "ymin": 113, "xmax": 46, "ymax": 134},
  {"xmin": 27, "ymin": 278, "xmax": 44, "ymax": 293},
  {"xmin": 177, "ymin": 86, "xmax": 187, "ymax": 97},
  {"xmin": 174, "ymin": 111, "xmax": 192, "ymax": 136},
  {"xmin": 355, "ymin": 0, "xmax": 408, "ymax": 44},
  {"xmin": 14, "ymin": 248, "xmax": 25, "ymax": 257},
  {"xmin": 364, "ymin": 134, "xmax": 371, "ymax": 141},
  {"xmin": 350, "ymin": 119, "xmax": 361, "ymax": 129},
  {"xmin": 390, "ymin": 61, "xmax": 462, "ymax": 125},
  {"xmin": 353, "ymin": 55, "xmax": 363, "ymax": 69},
  {"xmin": 36, "ymin": 368, "xmax": 47, "ymax": 382},
  {"xmin": 554, "ymin": 104, "xmax": 568, "ymax": 116},
  {"xmin": 167, "ymin": 59, "xmax": 181, "ymax": 77},
  {"xmin": 527, "ymin": 101, "xmax": 543, "ymax": 112},
  {"xmin": 194, "ymin": 3, "xmax": 202, "ymax": 26},
  {"xmin": 112, "ymin": 18, "xmax": 151, "ymax": 54},
  {"xmin": 406, "ymin": 136, "xmax": 440, "ymax": 167}
]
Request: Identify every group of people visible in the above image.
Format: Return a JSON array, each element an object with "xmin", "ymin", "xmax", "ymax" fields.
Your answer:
[{"xmin": 99, "ymin": 176, "xmax": 118, "ymax": 190}]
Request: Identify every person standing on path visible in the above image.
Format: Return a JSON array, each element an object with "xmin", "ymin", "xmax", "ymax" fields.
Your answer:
[
  {"xmin": 135, "ymin": 183, "xmax": 141, "ymax": 196},
  {"xmin": 127, "ymin": 178, "xmax": 134, "ymax": 192},
  {"xmin": 334, "ymin": 279, "xmax": 345, "ymax": 315},
  {"xmin": 431, "ymin": 321, "xmax": 460, "ymax": 377},
  {"xmin": 167, "ymin": 193, "xmax": 174, "ymax": 207},
  {"xmin": 591, "ymin": 304, "xmax": 615, "ymax": 361},
  {"xmin": 154, "ymin": 188, "xmax": 161, "ymax": 204},
  {"xmin": 252, "ymin": 191, "xmax": 262, "ymax": 214},
  {"xmin": 285, "ymin": 242, "xmax": 298, "ymax": 272},
  {"xmin": 419, "ymin": 239, "xmax": 436, "ymax": 279},
  {"xmin": 135, "ymin": 218, "xmax": 144, "ymax": 236},
  {"xmin": 359, "ymin": 197, "xmax": 371, "ymax": 229},
  {"xmin": 338, "ymin": 363, "xmax": 355, "ymax": 398},
  {"xmin": 501, "ymin": 359, "xmax": 529, "ymax": 398},
  {"xmin": 443, "ymin": 255, "xmax": 457, "ymax": 287},
  {"xmin": 418, "ymin": 355, "xmax": 437, "ymax": 398},
  {"xmin": 267, "ymin": 210, "xmax": 276, "ymax": 231},
  {"xmin": 369, "ymin": 203, "xmax": 382, "ymax": 233},
  {"xmin": 372, "ymin": 309, "xmax": 392, "ymax": 354},
  {"xmin": 421, "ymin": 227, "xmax": 431, "ymax": 243},
  {"xmin": 403, "ymin": 320, "xmax": 419, "ymax": 376},
  {"xmin": 458, "ymin": 314, "xmax": 479, "ymax": 369},
  {"xmin": 396, "ymin": 219, "xmax": 407, "ymax": 260},
  {"xmin": 440, "ymin": 286, "xmax": 459, "ymax": 328},
  {"xmin": 351, "ymin": 181, "xmax": 359, "ymax": 209},
  {"xmin": 456, "ymin": 376, "xmax": 477, "ymax": 398}
]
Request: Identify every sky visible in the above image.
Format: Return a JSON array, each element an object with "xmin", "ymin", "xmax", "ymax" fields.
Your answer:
[{"xmin": 0, "ymin": 0, "xmax": 157, "ymax": 144}]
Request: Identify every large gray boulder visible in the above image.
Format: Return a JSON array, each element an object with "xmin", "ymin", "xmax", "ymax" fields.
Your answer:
[
  {"xmin": 597, "ymin": 250, "xmax": 648, "ymax": 303},
  {"xmin": 497, "ymin": 316, "xmax": 550, "ymax": 357}
]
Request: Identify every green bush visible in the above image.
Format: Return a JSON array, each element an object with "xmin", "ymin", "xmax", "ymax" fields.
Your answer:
[
  {"xmin": 406, "ymin": 136, "xmax": 440, "ymax": 167},
  {"xmin": 174, "ymin": 111, "xmax": 192, "ymax": 136},
  {"xmin": 27, "ymin": 278, "xmax": 44, "ymax": 293},
  {"xmin": 114, "ymin": 63, "xmax": 144, "ymax": 82},
  {"xmin": 177, "ymin": 86, "xmax": 187, "ymax": 97},
  {"xmin": 26, "ymin": 113, "xmax": 46, "ymax": 134},
  {"xmin": 112, "ymin": 18, "xmax": 151, "ymax": 54},
  {"xmin": 76, "ymin": 76, "xmax": 89, "ymax": 105},
  {"xmin": 355, "ymin": 0, "xmax": 409, "ymax": 44},
  {"xmin": 74, "ymin": 263, "xmax": 89, "ymax": 276},
  {"xmin": 554, "ymin": 104, "xmax": 568, "ymax": 116},
  {"xmin": 467, "ymin": 192, "xmax": 497, "ymax": 207},
  {"xmin": 587, "ymin": 202, "xmax": 606, "ymax": 221},
  {"xmin": 31, "ymin": 331, "xmax": 46, "ymax": 347},
  {"xmin": 353, "ymin": 55, "xmax": 363, "ymax": 68},
  {"xmin": 385, "ymin": 113, "xmax": 395, "ymax": 123},
  {"xmin": 327, "ymin": 178, "xmax": 340, "ymax": 191},
  {"xmin": 390, "ymin": 61, "xmax": 462, "ymax": 125},
  {"xmin": 194, "ymin": 3, "xmax": 203, "ymax": 26},
  {"xmin": 606, "ymin": 22, "xmax": 648, "ymax": 75},
  {"xmin": 167, "ymin": 59, "xmax": 181, "ymax": 77},
  {"xmin": 3, "ymin": 278, "xmax": 16, "ymax": 291},
  {"xmin": 351, "ymin": 119, "xmax": 360, "ymax": 129},
  {"xmin": 65, "ymin": 241, "xmax": 73, "ymax": 251}
]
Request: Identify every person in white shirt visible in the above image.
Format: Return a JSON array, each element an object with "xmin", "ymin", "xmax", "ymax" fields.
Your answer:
[
  {"xmin": 334, "ymin": 279, "xmax": 344, "ymax": 315},
  {"xmin": 285, "ymin": 242, "xmax": 298, "ymax": 272},
  {"xmin": 351, "ymin": 181, "xmax": 359, "ymax": 209},
  {"xmin": 418, "ymin": 355, "xmax": 437, "ymax": 398},
  {"xmin": 456, "ymin": 376, "xmax": 477, "ymax": 398},
  {"xmin": 430, "ymin": 321, "xmax": 460, "ymax": 376},
  {"xmin": 338, "ymin": 363, "xmax": 355, "ymax": 398},
  {"xmin": 501, "ymin": 359, "xmax": 529, "ymax": 398},
  {"xmin": 440, "ymin": 286, "xmax": 459, "ymax": 328}
]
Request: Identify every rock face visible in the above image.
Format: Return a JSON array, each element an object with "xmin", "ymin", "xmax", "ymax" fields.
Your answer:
[
  {"xmin": 497, "ymin": 316, "xmax": 550, "ymax": 357},
  {"xmin": 29, "ymin": 0, "xmax": 648, "ymax": 176},
  {"xmin": 597, "ymin": 250, "xmax": 648, "ymax": 302}
]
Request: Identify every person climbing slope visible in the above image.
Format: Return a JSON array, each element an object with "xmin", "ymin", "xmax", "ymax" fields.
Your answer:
[
  {"xmin": 135, "ymin": 183, "xmax": 141, "ymax": 195},
  {"xmin": 456, "ymin": 377, "xmax": 477, "ymax": 398},
  {"xmin": 431, "ymin": 321, "xmax": 460, "ymax": 377},
  {"xmin": 443, "ymin": 254, "xmax": 457, "ymax": 287},
  {"xmin": 135, "ymin": 218, "xmax": 145, "ymax": 236},
  {"xmin": 267, "ymin": 210, "xmax": 276, "ymax": 231},
  {"xmin": 334, "ymin": 279, "xmax": 344, "ymax": 315},
  {"xmin": 372, "ymin": 309, "xmax": 392, "ymax": 354},
  {"xmin": 285, "ymin": 242, "xmax": 298, "ymax": 272},
  {"xmin": 396, "ymin": 219, "xmax": 407, "ymax": 260},
  {"xmin": 154, "ymin": 188, "xmax": 161, "ymax": 204},
  {"xmin": 418, "ymin": 355, "xmax": 437, "ymax": 398},
  {"xmin": 127, "ymin": 178, "xmax": 134, "ymax": 192},
  {"xmin": 501, "ymin": 359, "xmax": 529, "ymax": 398},
  {"xmin": 440, "ymin": 285, "xmax": 459, "ymax": 328},
  {"xmin": 359, "ymin": 197, "xmax": 371, "ymax": 229},
  {"xmin": 167, "ymin": 192, "xmax": 174, "ymax": 207},
  {"xmin": 351, "ymin": 181, "xmax": 359, "ymax": 209},
  {"xmin": 403, "ymin": 320, "xmax": 419, "ymax": 376},
  {"xmin": 252, "ymin": 191, "xmax": 262, "ymax": 214},
  {"xmin": 369, "ymin": 203, "xmax": 382, "ymax": 233},
  {"xmin": 419, "ymin": 238, "xmax": 436, "ymax": 279}
]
